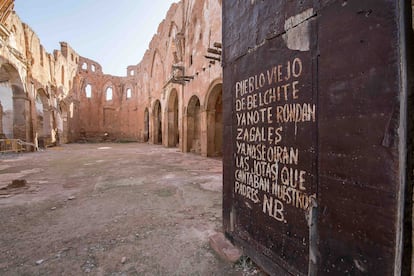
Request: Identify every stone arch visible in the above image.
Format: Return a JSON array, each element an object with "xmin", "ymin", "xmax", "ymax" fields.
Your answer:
[
  {"xmin": 35, "ymin": 88, "xmax": 52, "ymax": 147},
  {"xmin": 103, "ymin": 82, "xmax": 114, "ymax": 101},
  {"xmin": 58, "ymin": 101, "xmax": 69, "ymax": 144},
  {"xmin": 167, "ymin": 22, "xmax": 183, "ymax": 64},
  {"xmin": 167, "ymin": 89, "xmax": 179, "ymax": 147},
  {"xmin": 168, "ymin": 21, "xmax": 180, "ymax": 38},
  {"xmin": 150, "ymin": 50, "xmax": 165, "ymax": 94},
  {"xmin": 150, "ymin": 50, "xmax": 165, "ymax": 78},
  {"xmin": 102, "ymin": 82, "xmax": 115, "ymax": 134},
  {"xmin": 152, "ymin": 100, "xmax": 162, "ymax": 144},
  {"xmin": 0, "ymin": 81, "xmax": 13, "ymax": 139},
  {"xmin": 205, "ymin": 81, "xmax": 223, "ymax": 157},
  {"xmin": 144, "ymin": 107, "xmax": 149, "ymax": 142},
  {"xmin": 186, "ymin": 95, "xmax": 201, "ymax": 154},
  {"xmin": 0, "ymin": 62, "xmax": 28, "ymax": 141}
]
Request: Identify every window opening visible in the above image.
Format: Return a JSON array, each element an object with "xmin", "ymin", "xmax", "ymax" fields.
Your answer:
[
  {"xmin": 106, "ymin": 87, "xmax": 113, "ymax": 101},
  {"xmin": 85, "ymin": 84, "xmax": 92, "ymax": 98}
]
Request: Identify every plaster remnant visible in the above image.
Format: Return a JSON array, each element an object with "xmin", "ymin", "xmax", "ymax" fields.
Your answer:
[
  {"xmin": 284, "ymin": 8, "xmax": 314, "ymax": 30},
  {"xmin": 283, "ymin": 9, "xmax": 314, "ymax": 52}
]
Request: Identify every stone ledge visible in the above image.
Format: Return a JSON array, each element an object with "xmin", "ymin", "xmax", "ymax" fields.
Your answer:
[{"xmin": 209, "ymin": 232, "xmax": 242, "ymax": 263}]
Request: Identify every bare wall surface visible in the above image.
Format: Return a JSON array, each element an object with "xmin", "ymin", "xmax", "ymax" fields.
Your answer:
[
  {"xmin": 73, "ymin": 0, "xmax": 223, "ymax": 156},
  {"xmin": 0, "ymin": 7, "xmax": 80, "ymax": 146}
]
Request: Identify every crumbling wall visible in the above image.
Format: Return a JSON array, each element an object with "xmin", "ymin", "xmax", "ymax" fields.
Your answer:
[
  {"xmin": 72, "ymin": 0, "xmax": 223, "ymax": 155},
  {"xmin": 222, "ymin": 1, "xmax": 412, "ymax": 275},
  {"xmin": 1, "ymin": 0, "xmax": 222, "ymax": 151},
  {"xmin": 0, "ymin": 4, "xmax": 80, "ymax": 147},
  {"xmin": 74, "ymin": 58, "xmax": 126, "ymax": 142}
]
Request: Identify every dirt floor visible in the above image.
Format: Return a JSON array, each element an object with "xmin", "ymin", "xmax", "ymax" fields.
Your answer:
[{"xmin": 0, "ymin": 143, "xmax": 261, "ymax": 275}]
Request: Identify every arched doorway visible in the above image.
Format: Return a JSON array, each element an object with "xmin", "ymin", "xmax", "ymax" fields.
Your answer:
[
  {"xmin": 153, "ymin": 100, "xmax": 162, "ymax": 144},
  {"xmin": 35, "ymin": 89, "xmax": 52, "ymax": 147},
  {"xmin": 144, "ymin": 108, "xmax": 149, "ymax": 142},
  {"xmin": 167, "ymin": 89, "xmax": 179, "ymax": 147},
  {"xmin": 0, "ymin": 62, "xmax": 28, "ymax": 141},
  {"xmin": 58, "ymin": 102, "xmax": 69, "ymax": 144},
  {"xmin": 0, "ymin": 82, "xmax": 13, "ymax": 138},
  {"xmin": 206, "ymin": 83, "xmax": 223, "ymax": 157},
  {"xmin": 187, "ymin": 95, "xmax": 201, "ymax": 154}
]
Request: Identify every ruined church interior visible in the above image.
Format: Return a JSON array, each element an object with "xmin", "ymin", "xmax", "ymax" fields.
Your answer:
[
  {"xmin": 0, "ymin": 0, "xmax": 413, "ymax": 275},
  {"xmin": 0, "ymin": 0, "xmax": 223, "ymax": 157}
]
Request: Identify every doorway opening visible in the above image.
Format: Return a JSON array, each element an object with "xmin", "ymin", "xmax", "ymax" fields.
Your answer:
[
  {"xmin": 206, "ymin": 83, "xmax": 223, "ymax": 157},
  {"xmin": 187, "ymin": 95, "xmax": 201, "ymax": 154},
  {"xmin": 153, "ymin": 100, "xmax": 162, "ymax": 144},
  {"xmin": 167, "ymin": 89, "xmax": 179, "ymax": 147}
]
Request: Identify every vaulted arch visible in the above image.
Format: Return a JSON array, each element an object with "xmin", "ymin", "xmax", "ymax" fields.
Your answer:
[
  {"xmin": 58, "ymin": 101, "xmax": 69, "ymax": 144},
  {"xmin": 102, "ymin": 82, "xmax": 115, "ymax": 100},
  {"xmin": 152, "ymin": 100, "xmax": 162, "ymax": 144},
  {"xmin": 144, "ymin": 108, "xmax": 149, "ymax": 142},
  {"xmin": 205, "ymin": 81, "xmax": 223, "ymax": 157},
  {"xmin": 0, "ymin": 61, "xmax": 29, "ymax": 142},
  {"xmin": 150, "ymin": 50, "xmax": 165, "ymax": 94},
  {"xmin": 35, "ymin": 88, "xmax": 53, "ymax": 147},
  {"xmin": 167, "ymin": 89, "xmax": 179, "ymax": 147},
  {"xmin": 185, "ymin": 95, "xmax": 201, "ymax": 154}
]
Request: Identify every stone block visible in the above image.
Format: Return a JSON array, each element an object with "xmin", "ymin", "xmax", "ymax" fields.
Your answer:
[{"xmin": 209, "ymin": 232, "xmax": 242, "ymax": 263}]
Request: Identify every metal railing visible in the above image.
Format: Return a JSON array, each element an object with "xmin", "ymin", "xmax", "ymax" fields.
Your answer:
[{"xmin": 0, "ymin": 139, "xmax": 36, "ymax": 153}]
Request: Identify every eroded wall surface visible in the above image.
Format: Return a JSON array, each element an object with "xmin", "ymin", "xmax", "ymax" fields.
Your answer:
[
  {"xmin": 0, "ymin": 0, "xmax": 223, "ymax": 156},
  {"xmin": 0, "ymin": 0, "xmax": 80, "ymax": 147},
  {"xmin": 72, "ymin": 0, "xmax": 223, "ymax": 157}
]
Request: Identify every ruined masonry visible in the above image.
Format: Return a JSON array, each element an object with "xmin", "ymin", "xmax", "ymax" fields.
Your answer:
[
  {"xmin": 1, "ymin": 0, "xmax": 414, "ymax": 275},
  {"xmin": 0, "ymin": 0, "xmax": 223, "ymax": 157}
]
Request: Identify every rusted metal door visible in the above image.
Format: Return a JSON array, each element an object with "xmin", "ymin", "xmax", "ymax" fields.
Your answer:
[{"xmin": 222, "ymin": 1, "xmax": 412, "ymax": 275}]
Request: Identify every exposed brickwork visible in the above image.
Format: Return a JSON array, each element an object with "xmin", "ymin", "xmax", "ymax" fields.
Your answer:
[
  {"xmin": 72, "ymin": 0, "xmax": 223, "ymax": 157},
  {"xmin": 0, "ymin": 2, "xmax": 79, "ymax": 147},
  {"xmin": 0, "ymin": 0, "xmax": 223, "ymax": 157}
]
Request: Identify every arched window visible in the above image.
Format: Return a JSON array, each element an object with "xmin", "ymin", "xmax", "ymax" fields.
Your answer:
[
  {"xmin": 126, "ymin": 88, "xmax": 132, "ymax": 99},
  {"xmin": 81, "ymin": 63, "xmax": 87, "ymax": 70},
  {"xmin": 106, "ymin": 87, "xmax": 113, "ymax": 101},
  {"xmin": 85, "ymin": 84, "xmax": 92, "ymax": 98},
  {"xmin": 91, "ymin": 64, "xmax": 96, "ymax": 72}
]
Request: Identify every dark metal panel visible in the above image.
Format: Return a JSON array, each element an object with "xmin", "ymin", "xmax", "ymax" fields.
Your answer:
[
  {"xmin": 317, "ymin": 1, "xmax": 401, "ymax": 274},
  {"xmin": 223, "ymin": 1, "xmax": 319, "ymax": 274},
  {"xmin": 223, "ymin": 0, "xmax": 410, "ymax": 275}
]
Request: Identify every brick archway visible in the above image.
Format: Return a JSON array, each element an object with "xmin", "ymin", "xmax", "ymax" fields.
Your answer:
[
  {"xmin": 152, "ymin": 100, "xmax": 162, "ymax": 144},
  {"xmin": 186, "ymin": 95, "xmax": 201, "ymax": 154},
  {"xmin": 205, "ymin": 83, "xmax": 222, "ymax": 157},
  {"xmin": 0, "ymin": 62, "xmax": 28, "ymax": 141},
  {"xmin": 144, "ymin": 108, "xmax": 149, "ymax": 142},
  {"xmin": 167, "ymin": 89, "xmax": 179, "ymax": 147}
]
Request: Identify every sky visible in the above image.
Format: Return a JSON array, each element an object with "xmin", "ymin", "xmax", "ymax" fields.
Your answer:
[{"xmin": 14, "ymin": 0, "xmax": 178, "ymax": 76}]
